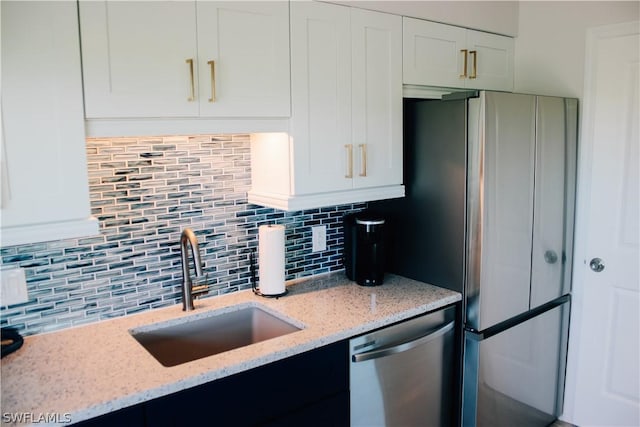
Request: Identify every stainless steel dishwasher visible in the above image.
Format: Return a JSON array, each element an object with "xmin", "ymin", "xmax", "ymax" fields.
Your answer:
[{"xmin": 350, "ymin": 305, "xmax": 456, "ymax": 427}]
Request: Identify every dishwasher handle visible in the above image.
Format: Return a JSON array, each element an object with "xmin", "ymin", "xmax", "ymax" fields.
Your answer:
[{"xmin": 352, "ymin": 320, "xmax": 455, "ymax": 363}]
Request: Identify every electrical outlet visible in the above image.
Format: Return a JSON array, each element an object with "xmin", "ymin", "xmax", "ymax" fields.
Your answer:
[
  {"xmin": 1, "ymin": 267, "xmax": 29, "ymax": 306},
  {"xmin": 312, "ymin": 225, "xmax": 327, "ymax": 252}
]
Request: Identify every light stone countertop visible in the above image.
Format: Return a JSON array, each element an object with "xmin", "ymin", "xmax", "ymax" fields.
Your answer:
[{"xmin": 0, "ymin": 273, "xmax": 461, "ymax": 426}]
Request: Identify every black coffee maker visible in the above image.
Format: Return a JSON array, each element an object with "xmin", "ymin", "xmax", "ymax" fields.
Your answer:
[{"xmin": 343, "ymin": 213, "xmax": 386, "ymax": 286}]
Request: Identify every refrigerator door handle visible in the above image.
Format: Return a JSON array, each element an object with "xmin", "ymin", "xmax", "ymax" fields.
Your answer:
[
  {"xmin": 465, "ymin": 295, "xmax": 570, "ymax": 341},
  {"xmin": 352, "ymin": 320, "xmax": 455, "ymax": 363}
]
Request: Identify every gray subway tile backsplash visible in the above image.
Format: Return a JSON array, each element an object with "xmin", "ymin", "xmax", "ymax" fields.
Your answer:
[{"xmin": 0, "ymin": 134, "xmax": 366, "ymax": 336}]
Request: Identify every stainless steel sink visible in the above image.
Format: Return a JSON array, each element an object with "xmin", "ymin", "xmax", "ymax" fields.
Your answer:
[{"xmin": 130, "ymin": 304, "xmax": 302, "ymax": 367}]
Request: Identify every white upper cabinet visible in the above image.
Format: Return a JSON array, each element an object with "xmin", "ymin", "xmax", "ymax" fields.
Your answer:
[
  {"xmin": 1, "ymin": 1, "xmax": 98, "ymax": 246},
  {"xmin": 79, "ymin": 1, "xmax": 290, "ymax": 119},
  {"xmin": 79, "ymin": 2, "xmax": 198, "ymax": 118},
  {"xmin": 403, "ymin": 17, "xmax": 514, "ymax": 91},
  {"xmin": 196, "ymin": 2, "xmax": 290, "ymax": 117},
  {"xmin": 351, "ymin": 8, "xmax": 403, "ymax": 189},
  {"xmin": 288, "ymin": 1, "xmax": 352, "ymax": 195},
  {"xmin": 403, "ymin": 19, "xmax": 467, "ymax": 89},
  {"xmin": 291, "ymin": 2, "xmax": 403, "ymax": 197},
  {"xmin": 465, "ymin": 29, "xmax": 515, "ymax": 91},
  {"xmin": 249, "ymin": 2, "xmax": 404, "ymax": 211}
]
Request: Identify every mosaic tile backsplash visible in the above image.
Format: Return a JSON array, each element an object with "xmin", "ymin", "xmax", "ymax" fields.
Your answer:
[{"xmin": 0, "ymin": 134, "xmax": 366, "ymax": 336}]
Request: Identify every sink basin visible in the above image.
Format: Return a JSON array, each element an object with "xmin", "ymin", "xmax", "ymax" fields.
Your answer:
[{"xmin": 130, "ymin": 304, "xmax": 302, "ymax": 367}]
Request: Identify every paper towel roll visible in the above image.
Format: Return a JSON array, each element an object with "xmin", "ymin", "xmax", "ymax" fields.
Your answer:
[{"xmin": 258, "ymin": 224, "xmax": 286, "ymax": 295}]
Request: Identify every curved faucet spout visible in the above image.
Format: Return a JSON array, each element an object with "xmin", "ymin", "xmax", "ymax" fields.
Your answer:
[{"xmin": 180, "ymin": 228, "xmax": 204, "ymax": 311}]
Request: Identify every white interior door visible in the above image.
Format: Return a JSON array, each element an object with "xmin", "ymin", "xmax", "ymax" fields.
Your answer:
[{"xmin": 564, "ymin": 21, "xmax": 640, "ymax": 426}]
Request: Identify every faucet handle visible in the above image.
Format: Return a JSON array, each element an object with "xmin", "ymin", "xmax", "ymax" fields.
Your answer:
[
  {"xmin": 192, "ymin": 284, "xmax": 208, "ymax": 298},
  {"xmin": 192, "ymin": 273, "xmax": 209, "ymax": 298}
]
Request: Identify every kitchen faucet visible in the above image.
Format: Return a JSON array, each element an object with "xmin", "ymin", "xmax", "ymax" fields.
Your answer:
[{"xmin": 180, "ymin": 228, "xmax": 207, "ymax": 311}]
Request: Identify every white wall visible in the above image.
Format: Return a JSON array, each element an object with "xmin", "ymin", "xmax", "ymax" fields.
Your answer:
[{"xmin": 514, "ymin": 1, "xmax": 639, "ymax": 98}]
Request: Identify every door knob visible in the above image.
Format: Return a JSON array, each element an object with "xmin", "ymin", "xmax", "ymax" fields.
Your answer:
[{"xmin": 589, "ymin": 258, "xmax": 605, "ymax": 272}]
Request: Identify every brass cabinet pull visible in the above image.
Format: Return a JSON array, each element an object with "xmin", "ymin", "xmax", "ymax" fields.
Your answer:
[
  {"xmin": 345, "ymin": 144, "xmax": 353, "ymax": 178},
  {"xmin": 459, "ymin": 49, "xmax": 468, "ymax": 78},
  {"xmin": 359, "ymin": 144, "xmax": 367, "ymax": 177},
  {"xmin": 186, "ymin": 58, "xmax": 195, "ymax": 101},
  {"xmin": 469, "ymin": 50, "xmax": 477, "ymax": 79},
  {"xmin": 207, "ymin": 60, "xmax": 216, "ymax": 102}
]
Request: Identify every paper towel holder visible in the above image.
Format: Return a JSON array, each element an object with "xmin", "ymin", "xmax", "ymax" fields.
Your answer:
[{"xmin": 250, "ymin": 248, "xmax": 288, "ymax": 298}]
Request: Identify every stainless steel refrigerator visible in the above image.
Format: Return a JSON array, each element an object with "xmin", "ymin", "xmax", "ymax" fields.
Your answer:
[{"xmin": 371, "ymin": 91, "xmax": 577, "ymax": 426}]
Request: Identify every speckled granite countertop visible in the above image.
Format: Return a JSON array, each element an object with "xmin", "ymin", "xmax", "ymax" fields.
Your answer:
[{"xmin": 0, "ymin": 273, "xmax": 460, "ymax": 426}]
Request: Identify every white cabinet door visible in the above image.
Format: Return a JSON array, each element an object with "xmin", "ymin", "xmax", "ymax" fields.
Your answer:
[
  {"xmin": 79, "ymin": 1, "xmax": 199, "ymax": 118},
  {"xmin": 402, "ymin": 17, "xmax": 514, "ymax": 91},
  {"xmin": 249, "ymin": 3, "xmax": 405, "ymax": 210},
  {"xmin": 196, "ymin": 2, "xmax": 290, "ymax": 117},
  {"xmin": 466, "ymin": 29, "xmax": 514, "ymax": 91},
  {"xmin": 1, "ymin": 1, "xmax": 97, "ymax": 246},
  {"xmin": 352, "ymin": 9, "xmax": 403, "ymax": 189},
  {"xmin": 290, "ymin": 1, "xmax": 352, "ymax": 195},
  {"xmin": 80, "ymin": 1, "xmax": 290, "ymax": 119},
  {"xmin": 403, "ymin": 18, "xmax": 467, "ymax": 88}
]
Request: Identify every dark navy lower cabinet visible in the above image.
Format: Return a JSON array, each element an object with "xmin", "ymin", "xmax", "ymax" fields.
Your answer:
[
  {"xmin": 74, "ymin": 405, "xmax": 145, "ymax": 427},
  {"xmin": 76, "ymin": 341, "xmax": 349, "ymax": 427}
]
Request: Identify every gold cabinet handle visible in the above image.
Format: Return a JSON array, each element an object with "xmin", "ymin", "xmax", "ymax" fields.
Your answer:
[
  {"xmin": 469, "ymin": 50, "xmax": 477, "ymax": 79},
  {"xmin": 345, "ymin": 144, "xmax": 353, "ymax": 178},
  {"xmin": 359, "ymin": 144, "xmax": 367, "ymax": 177},
  {"xmin": 186, "ymin": 58, "xmax": 195, "ymax": 101},
  {"xmin": 459, "ymin": 49, "xmax": 468, "ymax": 78},
  {"xmin": 207, "ymin": 60, "xmax": 216, "ymax": 103}
]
